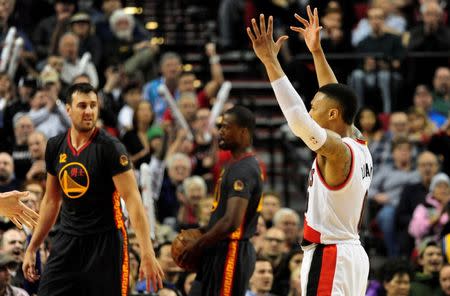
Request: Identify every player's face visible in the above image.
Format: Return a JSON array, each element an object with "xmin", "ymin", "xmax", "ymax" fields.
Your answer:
[
  {"xmin": 384, "ymin": 273, "xmax": 410, "ymax": 296},
  {"xmin": 67, "ymin": 91, "xmax": 99, "ymax": 132},
  {"xmin": 217, "ymin": 113, "xmax": 244, "ymax": 150},
  {"xmin": 440, "ymin": 266, "xmax": 450, "ymax": 295},
  {"xmin": 309, "ymin": 92, "xmax": 336, "ymax": 129}
]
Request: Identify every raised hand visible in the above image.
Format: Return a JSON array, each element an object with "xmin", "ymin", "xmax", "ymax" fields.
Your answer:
[
  {"xmin": 246, "ymin": 14, "xmax": 288, "ymax": 65},
  {"xmin": 290, "ymin": 6, "xmax": 322, "ymax": 53}
]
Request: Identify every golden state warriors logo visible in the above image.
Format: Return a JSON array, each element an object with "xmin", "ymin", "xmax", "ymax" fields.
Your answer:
[{"xmin": 58, "ymin": 162, "xmax": 90, "ymax": 199}]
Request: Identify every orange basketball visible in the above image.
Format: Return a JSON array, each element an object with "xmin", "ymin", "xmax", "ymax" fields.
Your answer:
[{"xmin": 171, "ymin": 228, "xmax": 203, "ymax": 271}]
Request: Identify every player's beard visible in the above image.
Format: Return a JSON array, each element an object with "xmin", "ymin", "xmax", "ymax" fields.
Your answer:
[{"xmin": 74, "ymin": 118, "xmax": 97, "ymax": 132}]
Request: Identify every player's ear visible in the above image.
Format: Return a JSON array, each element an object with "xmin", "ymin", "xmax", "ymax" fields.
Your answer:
[{"xmin": 328, "ymin": 108, "xmax": 339, "ymax": 120}]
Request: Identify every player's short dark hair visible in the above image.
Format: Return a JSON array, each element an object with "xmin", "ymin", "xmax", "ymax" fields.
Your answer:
[
  {"xmin": 318, "ymin": 83, "xmax": 358, "ymax": 125},
  {"xmin": 380, "ymin": 259, "xmax": 413, "ymax": 284},
  {"xmin": 65, "ymin": 83, "xmax": 97, "ymax": 105},
  {"xmin": 224, "ymin": 105, "xmax": 255, "ymax": 137}
]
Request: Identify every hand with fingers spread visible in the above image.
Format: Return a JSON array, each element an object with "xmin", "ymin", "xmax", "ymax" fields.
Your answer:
[
  {"xmin": 246, "ymin": 14, "xmax": 289, "ymax": 65},
  {"xmin": 0, "ymin": 191, "xmax": 40, "ymax": 229},
  {"xmin": 140, "ymin": 253, "xmax": 165, "ymax": 293},
  {"xmin": 290, "ymin": 5, "xmax": 323, "ymax": 53}
]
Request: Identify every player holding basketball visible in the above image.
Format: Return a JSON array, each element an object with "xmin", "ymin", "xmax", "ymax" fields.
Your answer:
[
  {"xmin": 22, "ymin": 83, "xmax": 164, "ymax": 295},
  {"xmin": 181, "ymin": 106, "xmax": 264, "ymax": 296},
  {"xmin": 247, "ymin": 7, "xmax": 373, "ymax": 296}
]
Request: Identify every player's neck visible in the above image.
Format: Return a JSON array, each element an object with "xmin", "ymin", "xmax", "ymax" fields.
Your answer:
[
  {"xmin": 334, "ymin": 125, "xmax": 352, "ymax": 138},
  {"xmin": 70, "ymin": 127, "xmax": 96, "ymax": 150},
  {"xmin": 230, "ymin": 146, "xmax": 253, "ymax": 159}
]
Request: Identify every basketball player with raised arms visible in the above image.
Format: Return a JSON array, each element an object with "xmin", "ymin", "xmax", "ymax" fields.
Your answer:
[{"xmin": 247, "ymin": 6, "xmax": 373, "ymax": 296}]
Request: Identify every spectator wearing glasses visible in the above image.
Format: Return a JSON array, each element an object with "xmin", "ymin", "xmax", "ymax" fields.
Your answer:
[{"xmin": 260, "ymin": 227, "xmax": 286, "ymax": 276}]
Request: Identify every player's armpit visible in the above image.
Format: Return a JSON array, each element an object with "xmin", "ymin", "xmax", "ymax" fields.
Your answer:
[{"xmin": 315, "ymin": 130, "xmax": 352, "ymax": 187}]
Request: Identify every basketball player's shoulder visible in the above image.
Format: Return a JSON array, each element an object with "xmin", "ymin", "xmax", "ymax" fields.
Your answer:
[
  {"xmin": 95, "ymin": 129, "xmax": 123, "ymax": 147},
  {"xmin": 47, "ymin": 132, "xmax": 67, "ymax": 150}
]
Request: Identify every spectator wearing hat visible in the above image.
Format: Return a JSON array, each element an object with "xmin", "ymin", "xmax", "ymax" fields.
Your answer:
[
  {"xmin": 409, "ymin": 173, "xmax": 450, "ymax": 246},
  {"xmin": 410, "ymin": 239, "xmax": 444, "ymax": 295},
  {"xmin": 0, "ymin": 253, "xmax": 28, "ymax": 296},
  {"xmin": 69, "ymin": 12, "xmax": 102, "ymax": 67},
  {"xmin": 33, "ymin": 0, "xmax": 76, "ymax": 59}
]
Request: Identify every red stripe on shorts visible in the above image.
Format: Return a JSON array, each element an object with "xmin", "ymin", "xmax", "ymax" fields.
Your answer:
[{"xmin": 317, "ymin": 245, "xmax": 337, "ymax": 295}]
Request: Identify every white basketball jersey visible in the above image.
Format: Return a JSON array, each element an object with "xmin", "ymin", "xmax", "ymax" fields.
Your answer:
[{"xmin": 303, "ymin": 137, "xmax": 373, "ymax": 245}]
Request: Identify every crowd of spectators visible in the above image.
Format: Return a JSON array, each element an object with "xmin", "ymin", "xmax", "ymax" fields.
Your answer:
[{"xmin": 0, "ymin": 0, "xmax": 448, "ymax": 295}]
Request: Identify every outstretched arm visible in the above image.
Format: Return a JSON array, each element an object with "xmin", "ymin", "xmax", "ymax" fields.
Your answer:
[
  {"xmin": 247, "ymin": 14, "xmax": 351, "ymax": 187},
  {"xmin": 290, "ymin": 6, "xmax": 337, "ymax": 86}
]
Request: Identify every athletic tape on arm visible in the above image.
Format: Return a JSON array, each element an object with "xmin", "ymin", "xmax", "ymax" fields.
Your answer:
[{"xmin": 271, "ymin": 76, "xmax": 327, "ymax": 151}]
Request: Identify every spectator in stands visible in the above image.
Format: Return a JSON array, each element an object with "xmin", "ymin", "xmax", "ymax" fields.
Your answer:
[
  {"xmin": 177, "ymin": 175, "xmax": 207, "ymax": 228},
  {"xmin": 287, "ymin": 266, "xmax": 301, "ymax": 296},
  {"xmin": 273, "ymin": 208, "xmax": 301, "ymax": 252},
  {"xmin": 251, "ymin": 216, "xmax": 267, "ymax": 254},
  {"xmin": 354, "ymin": 106, "xmax": 384, "ymax": 146},
  {"xmin": 57, "ymin": 32, "xmax": 99, "ymax": 88},
  {"xmin": 27, "ymin": 86, "xmax": 70, "ymax": 139},
  {"xmin": 69, "ymin": 12, "xmax": 102, "ymax": 67},
  {"xmin": 157, "ymin": 153, "xmax": 192, "ymax": 225},
  {"xmin": 413, "ymin": 84, "xmax": 447, "ymax": 128},
  {"xmin": 122, "ymin": 101, "xmax": 154, "ymax": 169},
  {"xmin": 98, "ymin": 65, "xmax": 125, "ymax": 116},
  {"xmin": 163, "ymin": 92, "xmax": 198, "ymax": 129},
  {"xmin": 33, "ymin": 0, "xmax": 76, "ymax": 59},
  {"xmin": 21, "ymin": 180, "xmax": 43, "ymax": 214},
  {"xmin": 102, "ymin": 8, "xmax": 153, "ymax": 68},
  {"xmin": 379, "ymin": 259, "xmax": 413, "ymax": 296},
  {"xmin": 409, "ymin": 173, "xmax": 450, "ymax": 245},
  {"xmin": 371, "ymin": 111, "xmax": 418, "ymax": 168},
  {"xmin": 25, "ymin": 131, "xmax": 47, "ymax": 183},
  {"xmin": 260, "ymin": 227, "xmax": 286, "ymax": 275},
  {"xmin": 2, "ymin": 77, "xmax": 37, "ymax": 148},
  {"xmin": 410, "ymin": 239, "xmax": 444, "ymax": 295},
  {"xmin": 117, "ymin": 82, "xmax": 142, "ymax": 134},
  {"xmin": 369, "ymin": 136, "xmax": 420, "ymax": 257},
  {"xmin": 10, "ymin": 114, "xmax": 33, "ymax": 182},
  {"xmin": 438, "ymin": 264, "xmax": 450, "ymax": 296},
  {"xmin": 396, "ymin": 151, "xmax": 440, "ymax": 257},
  {"xmin": 0, "ymin": 74, "xmax": 16, "ymax": 150},
  {"xmin": 348, "ymin": 6, "xmax": 404, "ymax": 113},
  {"xmin": 143, "ymin": 52, "xmax": 183, "ymax": 122},
  {"xmin": 429, "ymin": 118, "xmax": 450, "ymax": 176},
  {"xmin": 246, "ymin": 256, "xmax": 276, "ymax": 296},
  {"xmin": 0, "ymin": 152, "xmax": 20, "ymax": 192},
  {"xmin": 261, "ymin": 192, "xmax": 281, "ymax": 228},
  {"xmin": 0, "ymin": 253, "xmax": 29, "ymax": 296},
  {"xmin": 407, "ymin": 2, "xmax": 450, "ymax": 52},
  {"xmin": 407, "ymin": 106, "xmax": 437, "ymax": 146},
  {"xmin": 272, "ymin": 249, "xmax": 303, "ymax": 296},
  {"xmin": 0, "ymin": 227, "xmax": 26, "ymax": 288},
  {"xmin": 432, "ymin": 67, "xmax": 450, "ymax": 117}
]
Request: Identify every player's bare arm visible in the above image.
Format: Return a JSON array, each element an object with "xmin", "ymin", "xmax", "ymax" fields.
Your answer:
[
  {"xmin": 23, "ymin": 173, "xmax": 62, "ymax": 282},
  {"xmin": 113, "ymin": 169, "xmax": 164, "ymax": 292},
  {"xmin": 291, "ymin": 6, "xmax": 337, "ymax": 86},
  {"xmin": 248, "ymin": 14, "xmax": 352, "ymax": 186},
  {"xmin": 180, "ymin": 196, "xmax": 249, "ymax": 264}
]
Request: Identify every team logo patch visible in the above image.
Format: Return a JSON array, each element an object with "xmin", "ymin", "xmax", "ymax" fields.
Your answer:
[
  {"xmin": 59, "ymin": 153, "xmax": 67, "ymax": 163},
  {"xmin": 58, "ymin": 162, "xmax": 89, "ymax": 199},
  {"xmin": 233, "ymin": 180, "xmax": 244, "ymax": 192},
  {"xmin": 120, "ymin": 155, "xmax": 129, "ymax": 167}
]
